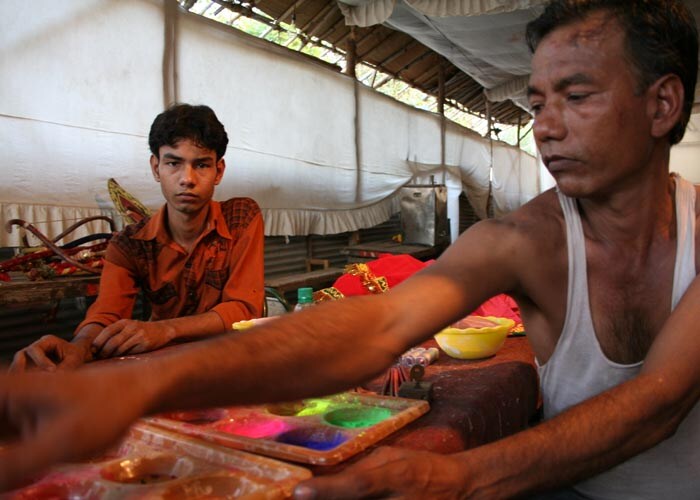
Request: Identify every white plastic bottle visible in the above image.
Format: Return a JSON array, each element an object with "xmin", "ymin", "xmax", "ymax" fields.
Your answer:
[{"xmin": 293, "ymin": 287, "xmax": 314, "ymax": 312}]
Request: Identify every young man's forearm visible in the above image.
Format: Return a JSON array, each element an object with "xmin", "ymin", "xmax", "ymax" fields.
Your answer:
[
  {"xmin": 139, "ymin": 295, "xmax": 407, "ymax": 415},
  {"xmin": 157, "ymin": 310, "xmax": 228, "ymax": 341}
]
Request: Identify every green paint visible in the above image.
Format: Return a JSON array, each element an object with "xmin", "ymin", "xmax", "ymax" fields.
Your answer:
[
  {"xmin": 296, "ymin": 398, "xmax": 333, "ymax": 416},
  {"xmin": 324, "ymin": 407, "xmax": 393, "ymax": 428}
]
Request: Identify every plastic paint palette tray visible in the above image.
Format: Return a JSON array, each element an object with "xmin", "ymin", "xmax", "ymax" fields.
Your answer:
[
  {"xmin": 148, "ymin": 392, "xmax": 430, "ymax": 465},
  {"xmin": 3, "ymin": 423, "xmax": 310, "ymax": 499}
]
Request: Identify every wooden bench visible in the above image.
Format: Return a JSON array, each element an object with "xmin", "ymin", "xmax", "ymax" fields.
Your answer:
[
  {"xmin": 0, "ymin": 273, "xmax": 101, "ymax": 308},
  {"xmin": 264, "ymin": 267, "xmax": 344, "ymax": 295},
  {"xmin": 341, "ymin": 241, "xmax": 445, "ymax": 263}
]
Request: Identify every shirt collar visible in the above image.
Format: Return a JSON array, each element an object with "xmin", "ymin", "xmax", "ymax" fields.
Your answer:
[{"xmin": 132, "ymin": 200, "xmax": 232, "ymax": 243}]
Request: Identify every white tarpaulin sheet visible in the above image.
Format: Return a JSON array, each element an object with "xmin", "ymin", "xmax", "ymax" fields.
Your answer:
[
  {"xmin": 339, "ymin": 0, "xmax": 547, "ymax": 109},
  {"xmin": 0, "ymin": 0, "xmax": 540, "ymax": 247},
  {"xmin": 340, "ymin": 0, "xmax": 700, "ymax": 113}
]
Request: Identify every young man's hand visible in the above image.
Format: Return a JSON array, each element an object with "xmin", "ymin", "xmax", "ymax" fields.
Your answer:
[
  {"xmin": 92, "ymin": 320, "xmax": 176, "ymax": 358},
  {"xmin": 9, "ymin": 335, "xmax": 89, "ymax": 372}
]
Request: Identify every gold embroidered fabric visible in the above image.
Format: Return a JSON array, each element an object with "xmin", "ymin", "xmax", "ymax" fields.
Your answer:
[
  {"xmin": 313, "ymin": 262, "xmax": 390, "ymax": 302},
  {"xmin": 344, "ymin": 263, "xmax": 389, "ymax": 294},
  {"xmin": 313, "ymin": 287, "xmax": 345, "ymax": 302}
]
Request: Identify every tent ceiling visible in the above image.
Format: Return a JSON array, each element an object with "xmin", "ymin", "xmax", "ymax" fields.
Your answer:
[
  {"xmin": 187, "ymin": 0, "xmax": 533, "ymax": 125},
  {"xmin": 337, "ymin": 0, "xmax": 700, "ymax": 112},
  {"xmin": 201, "ymin": 0, "xmax": 700, "ymax": 122}
]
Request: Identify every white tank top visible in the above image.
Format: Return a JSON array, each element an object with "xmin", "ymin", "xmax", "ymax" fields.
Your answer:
[{"xmin": 538, "ymin": 173, "xmax": 699, "ymax": 499}]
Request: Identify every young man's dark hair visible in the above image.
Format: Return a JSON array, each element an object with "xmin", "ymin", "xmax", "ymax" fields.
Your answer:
[
  {"xmin": 526, "ymin": 0, "xmax": 698, "ymax": 145},
  {"xmin": 148, "ymin": 103, "xmax": 229, "ymax": 160}
]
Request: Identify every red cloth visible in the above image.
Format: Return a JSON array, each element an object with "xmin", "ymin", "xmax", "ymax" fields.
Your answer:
[
  {"xmin": 330, "ymin": 254, "xmax": 521, "ymax": 324},
  {"xmin": 471, "ymin": 294, "xmax": 521, "ymax": 323},
  {"xmin": 332, "ymin": 254, "xmax": 430, "ymax": 296}
]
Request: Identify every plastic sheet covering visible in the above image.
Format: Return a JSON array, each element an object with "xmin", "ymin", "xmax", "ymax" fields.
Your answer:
[
  {"xmin": 339, "ymin": 0, "xmax": 547, "ymax": 24},
  {"xmin": 1, "ymin": 0, "xmax": 540, "ymax": 248},
  {"xmin": 339, "ymin": 0, "xmax": 546, "ymax": 109},
  {"xmin": 339, "ymin": 0, "xmax": 700, "ymax": 176}
]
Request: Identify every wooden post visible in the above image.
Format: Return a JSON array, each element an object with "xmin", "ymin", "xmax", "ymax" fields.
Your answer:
[
  {"xmin": 485, "ymin": 92, "xmax": 494, "ymax": 218},
  {"xmin": 346, "ymin": 26, "xmax": 357, "ymax": 78},
  {"xmin": 162, "ymin": 0, "xmax": 178, "ymax": 107},
  {"xmin": 438, "ymin": 58, "xmax": 445, "ymax": 117},
  {"xmin": 438, "ymin": 57, "xmax": 446, "ymax": 172}
]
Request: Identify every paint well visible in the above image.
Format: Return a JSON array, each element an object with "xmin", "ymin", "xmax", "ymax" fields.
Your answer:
[
  {"xmin": 296, "ymin": 399, "xmax": 333, "ymax": 416},
  {"xmin": 276, "ymin": 426, "xmax": 348, "ymax": 450},
  {"xmin": 162, "ymin": 475, "xmax": 249, "ymax": 498},
  {"xmin": 100, "ymin": 455, "xmax": 188, "ymax": 484},
  {"xmin": 324, "ymin": 406, "xmax": 393, "ymax": 428},
  {"xmin": 214, "ymin": 417, "xmax": 290, "ymax": 439},
  {"xmin": 162, "ymin": 409, "xmax": 228, "ymax": 425}
]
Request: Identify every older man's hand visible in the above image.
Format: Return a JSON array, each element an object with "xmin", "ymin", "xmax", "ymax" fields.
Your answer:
[{"xmin": 293, "ymin": 446, "xmax": 471, "ymax": 499}]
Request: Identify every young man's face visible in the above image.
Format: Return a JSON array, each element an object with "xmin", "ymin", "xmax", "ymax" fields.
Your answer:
[
  {"xmin": 150, "ymin": 138, "xmax": 225, "ymax": 216},
  {"xmin": 528, "ymin": 11, "xmax": 658, "ymax": 199}
]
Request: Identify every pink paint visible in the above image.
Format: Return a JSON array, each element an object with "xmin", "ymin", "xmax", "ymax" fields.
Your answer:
[{"xmin": 214, "ymin": 417, "xmax": 290, "ymax": 439}]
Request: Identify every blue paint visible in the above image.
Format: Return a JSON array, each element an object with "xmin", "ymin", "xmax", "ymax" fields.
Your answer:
[{"xmin": 276, "ymin": 426, "xmax": 348, "ymax": 450}]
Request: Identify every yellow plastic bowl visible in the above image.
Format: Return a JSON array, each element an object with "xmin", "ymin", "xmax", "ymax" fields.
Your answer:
[
  {"xmin": 434, "ymin": 316, "xmax": 514, "ymax": 359},
  {"xmin": 232, "ymin": 316, "xmax": 277, "ymax": 331}
]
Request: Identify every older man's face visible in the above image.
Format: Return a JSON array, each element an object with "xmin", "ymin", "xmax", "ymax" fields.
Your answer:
[{"xmin": 528, "ymin": 11, "xmax": 657, "ymax": 200}]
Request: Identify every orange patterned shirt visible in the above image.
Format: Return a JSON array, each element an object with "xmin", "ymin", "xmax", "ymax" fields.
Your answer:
[{"xmin": 77, "ymin": 198, "xmax": 264, "ymax": 332}]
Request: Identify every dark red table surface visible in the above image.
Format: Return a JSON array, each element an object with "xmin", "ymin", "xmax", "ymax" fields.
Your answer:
[
  {"xmin": 312, "ymin": 336, "xmax": 540, "ymax": 474},
  {"xmin": 105, "ymin": 335, "xmax": 540, "ymax": 474}
]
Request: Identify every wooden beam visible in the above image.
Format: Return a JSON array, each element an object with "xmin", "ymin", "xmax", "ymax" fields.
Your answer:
[
  {"xmin": 376, "ymin": 38, "xmax": 417, "ymax": 67},
  {"xmin": 334, "ymin": 23, "xmax": 374, "ymax": 50},
  {"xmin": 450, "ymin": 85, "xmax": 477, "ymax": 105},
  {"xmin": 286, "ymin": 2, "xmax": 334, "ymax": 47},
  {"xmin": 458, "ymin": 86, "xmax": 486, "ymax": 107},
  {"xmin": 388, "ymin": 48, "xmax": 433, "ymax": 81},
  {"xmin": 445, "ymin": 73, "xmax": 473, "ymax": 94},
  {"xmin": 357, "ymin": 29, "xmax": 401, "ymax": 59},
  {"xmin": 372, "ymin": 40, "xmax": 419, "ymax": 88},
  {"xmin": 305, "ymin": 3, "xmax": 341, "ymax": 39},
  {"xmin": 316, "ymin": 15, "xmax": 347, "ymax": 43},
  {"xmin": 413, "ymin": 61, "xmax": 440, "ymax": 88},
  {"xmin": 279, "ymin": 0, "xmax": 309, "ymax": 25},
  {"xmin": 443, "ymin": 68, "xmax": 466, "ymax": 87},
  {"xmin": 210, "ymin": 0, "xmax": 277, "ymax": 30}
]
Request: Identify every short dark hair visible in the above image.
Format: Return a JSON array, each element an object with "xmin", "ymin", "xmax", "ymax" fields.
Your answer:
[
  {"xmin": 526, "ymin": 0, "xmax": 698, "ymax": 145},
  {"xmin": 148, "ymin": 103, "xmax": 229, "ymax": 159}
]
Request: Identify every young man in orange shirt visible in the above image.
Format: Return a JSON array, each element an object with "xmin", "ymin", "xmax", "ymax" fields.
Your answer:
[{"xmin": 11, "ymin": 104, "xmax": 264, "ymax": 371}]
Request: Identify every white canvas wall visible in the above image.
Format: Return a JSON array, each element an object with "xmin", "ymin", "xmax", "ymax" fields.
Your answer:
[
  {"xmin": 671, "ymin": 113, "xmax": 700, "ymax": 183},
  {"xmin": 0, "ymin": 0, "xmax": 539, "ymax": 247}
]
